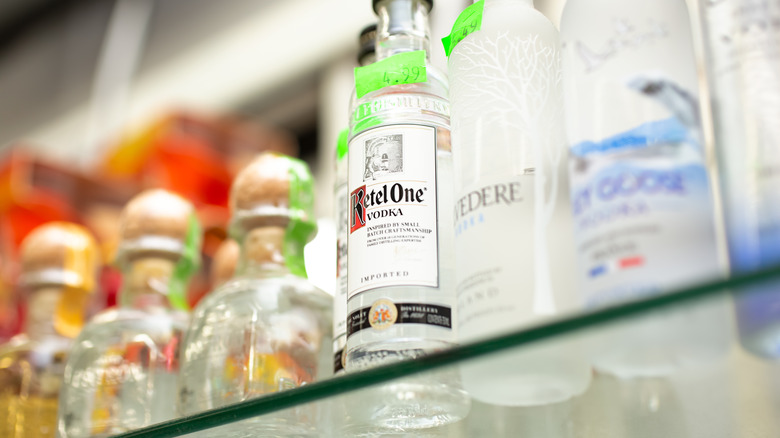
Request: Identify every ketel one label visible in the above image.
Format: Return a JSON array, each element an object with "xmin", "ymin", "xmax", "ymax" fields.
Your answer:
[{"xmin": 347, "ymin": 124, "xmax": 439, "ymax": 298}]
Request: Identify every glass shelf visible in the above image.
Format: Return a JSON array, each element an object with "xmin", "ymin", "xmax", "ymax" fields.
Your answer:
[{"xmin": 113, "ymin": 266, "xmax": 780, "ymax": 438}]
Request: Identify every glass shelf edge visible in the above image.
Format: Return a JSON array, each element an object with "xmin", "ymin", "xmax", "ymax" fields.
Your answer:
[{"xmin": 112, "ymin": 265, "xmax": 780, "ymax": 438}]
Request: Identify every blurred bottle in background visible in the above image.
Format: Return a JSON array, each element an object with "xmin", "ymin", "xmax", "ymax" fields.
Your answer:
[
  {"xmin": 699, "ymin": 0, "xmax": 780, "ymax": 359},
  {"xmin": 561, "ymin": 0, "xmax": 732, "ymax": 378},
  {"xmin": 446, "ymin": 0, "xmax": 592, "ymax": 406},
  {"xmin": 0, "ymin": 223, "xmax": 99, "ymax": 438},
  {"xmin": 178, "ymin": 153, "xmax": 332, "ymax": 436},
  {"xmin": 58, "ymin": 190, "xmax": 200, "ymax": 437},
  {"xmin": 335, "ymin": 24, "xmax": 377, "ymax": 376}
]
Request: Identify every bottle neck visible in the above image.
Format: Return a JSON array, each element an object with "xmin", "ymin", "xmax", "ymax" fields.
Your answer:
[
  {"xmin": 119, "ymin": 256, "xmax": 177, "ymax": 309},
  {"xmin": 236, "ymin": 226, "xmax": 291, "ymax": 277},
  {"xmin": 24, "ymin": 287, "xmax": 61, "ymax": 339},
  {"xmin": 485, "ymin": 0, "xmax": 534, "ymax": 5},
  {"xmin": 375, "ymin": 0, "xmax": 431, "ymax": 60}
]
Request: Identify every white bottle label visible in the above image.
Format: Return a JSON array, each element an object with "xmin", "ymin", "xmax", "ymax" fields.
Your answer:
[
  {"xmin": 569, "ymin": 119, "xmax": 720, "ymax": 305},
  {"xmin": 347, "ymin": 124, "xmax": 439, "ymax": 299},
  {"xmin": 454, "ymin": 175, "xmax": 534, "ymax": 342}
]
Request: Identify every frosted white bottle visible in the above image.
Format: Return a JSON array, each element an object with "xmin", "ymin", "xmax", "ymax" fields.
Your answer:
[
  {"xmin": 449, "ymin": 0, "xmax": 591, "ymax": 405},
  {"xmin": 561, "ymin": 0, "xmax": 732, "ymax": 377},
  {"xmin": 700, "ymin": 0, "xmax": 780, "ymax": 359}
]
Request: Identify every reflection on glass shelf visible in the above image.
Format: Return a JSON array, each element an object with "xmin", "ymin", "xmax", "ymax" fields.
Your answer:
[{"xmin": 114, "ymin": 267, "xmax": 780, "ymax": 438}]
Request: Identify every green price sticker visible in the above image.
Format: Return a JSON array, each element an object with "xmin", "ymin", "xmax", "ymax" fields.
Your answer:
[
  {"xmin": 336, "ymin": 128, "xmax": 349, "ymax": 161},
  {"xmin": 354, "ymin": 50, "xmax": 427, "ymax": 98},
  {"xmin": 168, "ymin": 214, "xmax": 202, "ymax": 311},
  {"xmin": 283, "ymin": 156, "xmax": 317, "ymax": 278},
  {"xmin": 442, "ymin": 0, "xmax": 484, "ymax": 57}
]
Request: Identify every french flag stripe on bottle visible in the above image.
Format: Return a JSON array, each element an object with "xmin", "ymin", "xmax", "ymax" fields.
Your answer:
[{"xmin": 589, "ymin": 256, "xmax": 644, "ymax": 278}]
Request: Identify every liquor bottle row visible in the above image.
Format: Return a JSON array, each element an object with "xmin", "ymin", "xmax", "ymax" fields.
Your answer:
[{"xmin": 0, "ymin": 0, "xmax": 777, "ymax": 436}]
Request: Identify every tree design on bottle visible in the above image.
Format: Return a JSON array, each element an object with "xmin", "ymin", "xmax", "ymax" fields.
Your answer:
[{"xmin": 450, "ymin": 32, "xmax": 564, "ymax": 315}]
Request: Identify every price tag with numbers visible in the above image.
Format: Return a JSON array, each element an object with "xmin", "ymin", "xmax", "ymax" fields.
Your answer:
[
  {"xmin": 442, "ymin": 0, "xmax": 484, "ymax": 57},
  {"xmin": 354, "ymin": 50, "xmax": 428, "ymax": 98}
]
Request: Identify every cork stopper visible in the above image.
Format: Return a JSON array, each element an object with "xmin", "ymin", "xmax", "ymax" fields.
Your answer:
[
  {"xmin": 210, "ymin": 239, "xmax": 239, "ymax": 286},
  {"xmin": 117, "ymin": 189, "xmax": 198, "ymax": 263},
  {"xmin": 230, "ymin": 153, "xmax": 292, "ymax": 225},
  {"xmin": 229, "ymin": 152, "xmax": 315, "ymax": 237},
  {"xmin": 243, "ymin": 227, "xmax": 286, "ymax": 265},
  {"xmin": 20, "ymin": 222, "xmax": 99, "ymax": 290}
]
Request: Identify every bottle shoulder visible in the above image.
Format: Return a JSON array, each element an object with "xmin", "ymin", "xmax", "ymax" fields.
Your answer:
[
  {"xmin": 71, "ymin": 307, "xmax": 188, "ymax": 351},
  {"xmin": 195, "ymin": 274, "xmax": 333, "ymax": 316},
  {"xmin": 349, "ymin": 61, "xmax": 450, "ymax": 134}
]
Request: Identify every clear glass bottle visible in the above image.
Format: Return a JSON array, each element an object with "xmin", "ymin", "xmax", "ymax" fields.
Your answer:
[
  {"xmin": 57, "ymin": 190, "xmax": 200, "ymax": 437},
  {"xmin": 178, "ymin": 153, "xmax": 332, "ymax": 435},
  {"xmin": 0, "ymin": 223, "xmax": 98, "ymax": 438},
  {"xmin": 699, "ymin": 0, "xmax": 780, "ymax": 358},
  {"xmin": 345, "ymin": 0, "xmax": 470, "ymax": 430},
  {"xmin": 561, "ymin": 0, "xmax": 732, "ymax": 377},
  {"xmin": 447, "ymin": 0, "xmax": 592, "ymax": 406},
  {"xmin": 335, "ymin": 24, "xmax": 378, "ymax": 376}
]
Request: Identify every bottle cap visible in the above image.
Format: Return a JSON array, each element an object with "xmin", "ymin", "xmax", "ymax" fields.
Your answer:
[
  {"xmin": 229, "ymin": 152, "xmax": 316, "ymax": 278},
  {"xmin": 210, "ymin": 238, "xmax": 239, "ymax": 287},
  {"xmin": 116, "ymin": 189, "xmax": 202, "ymax": 311},
  {"xmin": 20, "ymin": 222, "xmax": 99, "ymax": 291},
  {"xmin": 19, "ymin": 222, "xmax": 99, "ymax": 338},
  {"xmin": 358, "ymin": 24, "xmax": 378, "ymax": 65},
  {"xmin": 373, "ymin": 0, "xmax": 432, "ymax": 14}
]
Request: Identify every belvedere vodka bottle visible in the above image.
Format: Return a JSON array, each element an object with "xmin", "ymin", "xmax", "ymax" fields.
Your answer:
[
  {"xmin": 335, "ymin": 25, "xmax": 377, "ymax": 375},
  {"xmin": 178, "ymin": 153, "xmax": 332, "ymax": 436},
  {"xmin": 58, "ymin": 190, "xmax": 200, "ymax": 437},
  {"xmin": 700, "ymin": 0, "xmax": 780, "ymax": 358},
  {"xmin": 561, "ymin": 0, "xmax": 731, "ymax": 377},
  {"xmin": 0, "ymin": 223, "xmax": 98, "ymax": 438},
  {"xmin": 345, "ymin": 0, "xmax": 470, "ymax": 429},
  {"xmin": 446, "ymin": 0, "xmax": 592, "ymax": 406}
]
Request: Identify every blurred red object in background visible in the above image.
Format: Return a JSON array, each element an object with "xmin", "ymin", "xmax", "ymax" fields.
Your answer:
[{"xmin": 99, "ymin": 111, "xmax": 298, "ymax": 307}]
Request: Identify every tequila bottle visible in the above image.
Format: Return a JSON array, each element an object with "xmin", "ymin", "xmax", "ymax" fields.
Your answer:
[
  {"xmin": 335, "ymin": 24, "xmax": 377, "ymax": 376},
  {"xmin": 561, "ymin": 0, "xmax": 731, "ymax": 377},
  {"xmin": 699, "ymin": 0, "xmax": 780, "ymax": 359},
  {"xmin": 446, "ymin": 0, "xmax": 592, "ymax": 406},
  {"xmin": 178, "ymin": 153, "xmax": 332, "ymax": 435},
  {"xmin": 0, "ymin": 223, "xmax": 98, "ymax": 438},
  {"xmin": 57, "ymin": 190, "xmax": 200, "ymax": 437},
  {"xmin": 345, "ymin": 0, "xmax": 470, "ymax": 429}
]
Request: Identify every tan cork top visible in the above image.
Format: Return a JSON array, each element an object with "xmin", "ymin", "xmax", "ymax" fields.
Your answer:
[
  {"xmin": 120, "ymin": 189, "xmax": 195, "ymax": 243},
  {"xmin": 20, "ymin": 222, "xmax": 99, "ymax": 290},
  {"xmin": 230, "ymin": 153, "xmax": 292, "ymax": 227}
]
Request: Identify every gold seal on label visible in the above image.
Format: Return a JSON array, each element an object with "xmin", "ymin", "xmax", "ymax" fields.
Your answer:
[
  {"xmin": 341, "ymin": 349, "xmax": 348, "ymax": 369},
  {"xmin": 368, "ymin": 298, "xmax": 398, "ymax": 330}
]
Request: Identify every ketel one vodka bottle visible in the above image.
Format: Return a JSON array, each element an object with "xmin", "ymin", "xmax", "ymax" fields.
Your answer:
[
  {"xmin": 0, "ymin": 223, "xmax": 98, "ymax": 438},
  {"xmin": 561, "ymin": 0, "xmax": 732, "ymax": 377},
  {"xmin": 345, "ymin": 0, "xmax": 470, "ymax": 429},
  {"xmin": 58, "ymin": 190, "xmax": 201, "ymax": 437},
  {"xmin": 335, "ymin": 24, "xmax": 378, "ymax": 376},
  {"xmin": 178, "ymin": 153, "xmax": 332, "ymax": 435},
  {"xmin": 445, "ymin": 0, "xmax": 592, "ymax": 406},
  {"xmin": 700, "ymin": 0, "xmax": 780, "ymax": 359}
]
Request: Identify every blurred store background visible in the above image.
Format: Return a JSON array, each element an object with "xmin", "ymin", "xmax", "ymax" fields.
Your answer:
[{"xmin": 0, "ymin": 0, "xmax": 608, "ymax": 340}]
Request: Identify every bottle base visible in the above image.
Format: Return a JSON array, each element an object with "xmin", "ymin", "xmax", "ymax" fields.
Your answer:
[
  {"xmin": 344, "ymin": 339, "xmax": 470, "ymax": 431},
  {"xmin": 460, "ymin": 341, "xmax": 592, "ymax": 407}
]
